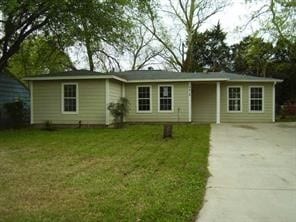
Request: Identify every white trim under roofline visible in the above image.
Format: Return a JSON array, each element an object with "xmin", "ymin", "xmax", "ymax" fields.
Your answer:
[
  {"xmin": 229, "ymin": 79, "xmax": 283, "ymax": 83},
  {"xmin": 128, "ymin": 78, "xmax": 229, "ymax": 83},
  {"xmin": 23, "ymin": 75, "xmax": 127, "ymax": 82}
]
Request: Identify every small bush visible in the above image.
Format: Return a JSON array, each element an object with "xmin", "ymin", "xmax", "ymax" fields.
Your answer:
[
  {"xmin": 280, "ymin": 100, "xmax": 296, "ymax": 118},
  {"xmin": 4, "ymin": 100, "xmax": 27, "ymax": 128},
  {"xmin": 43, "ymin": 120, "xmax": 56, "ymax": 131},
  {"xmin": 108, "ymin": 97, "xmax": 129, "ymax": 128}
]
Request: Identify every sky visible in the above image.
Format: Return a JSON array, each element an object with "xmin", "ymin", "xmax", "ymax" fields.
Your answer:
[{"xmin": 70, "ymin": 0, "xmax": 265, "ymax": 70}]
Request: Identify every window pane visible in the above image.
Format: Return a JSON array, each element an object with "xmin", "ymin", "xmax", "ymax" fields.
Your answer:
[
  {"xmin": 250, "ymin": 87, "xmax": 263, "ymax": 111},
  {"xmin": 64, "ymin": 85, "xmax": 76, "ymax": 97},
  {"xmin": 138, "ymin": 87, "xmax": 151, "ymax": 111},
  {"xmin": 138, "ymin": 99, "xmax": 150, "ymax": 111},
  {"xmin": 228, "ymin": 87, "xmax": 241, "ymax": 111},
  {"xmin": 160, "ymin": 86, "xmax": 171, "ymax": 98},
  {"xmin": 64, "ymin": 98, "xmax": 76, "ymax": 112},
  {"xmin": 229, "ymin": 87, "xmax": 240, "ymax": 99},
  {"xmin": 160, "ymin": 98, "xmax": 172, "ymax": 111},
  {"xmin": 159, "ymin": 86, "xmax": 172, "ymax": 111},
  {"xmin": 138, "ymin": 87, "xmax": 150, "ymax": 99},
  {"xmin": 251, "ymin": 88, "xmax": 262, "ymax": 99},
  {"xmin": 229, "ymin": 99, "xmax": 240, "ymax": 111}
]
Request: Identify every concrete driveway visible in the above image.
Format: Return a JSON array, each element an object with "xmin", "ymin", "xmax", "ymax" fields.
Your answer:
[{"xmin": 197, "ymin": 123, "xmax": 296, "ymax": 222}]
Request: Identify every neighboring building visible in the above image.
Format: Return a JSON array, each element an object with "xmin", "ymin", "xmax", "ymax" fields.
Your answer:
[
  {"xmin": 0, "ymin": 71, "xmax": 30, "ymax": 126},
  {"xmin": 23, "ymin": 70, "xmax": 282, "ymax": 126}
]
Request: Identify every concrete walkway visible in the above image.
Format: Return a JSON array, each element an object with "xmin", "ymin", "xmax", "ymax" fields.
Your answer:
[{"xmin": 197, "ymin": 123, "xmax": 296, "ymax": 222}]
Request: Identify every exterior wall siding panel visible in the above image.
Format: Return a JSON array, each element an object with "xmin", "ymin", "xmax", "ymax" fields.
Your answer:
[
  {"xmin": 220, "ymin": 82, "xmax": 273, "ymax": 123},
  {"xmin": 33, "ymin": 80, "xmax": 106, "ymax": 124},
  {"xmin": 125, "ymin": 82, "xmax": 189, "ymax": 122},
  {"xmin": 192, "ymin": 83, "xmax": 216, "ymax": 123}
]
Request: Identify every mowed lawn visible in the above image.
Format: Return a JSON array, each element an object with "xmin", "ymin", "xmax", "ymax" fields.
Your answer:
[{"xmin": 0, "ymin": 124, "xmax": 210, "ymax": 222}]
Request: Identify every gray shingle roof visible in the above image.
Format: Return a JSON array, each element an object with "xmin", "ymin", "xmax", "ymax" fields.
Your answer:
[
  {"xmin": 115, "ymin": 70, "xmax": 280, "ymax": 81},
  {"xmin": 23, "ymin": 69, "xmax": 282, "ymax": 82}
]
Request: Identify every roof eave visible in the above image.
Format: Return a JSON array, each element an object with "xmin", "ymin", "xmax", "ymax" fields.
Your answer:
[
  {"xmin": 127, "ymin": 78, "xmax": 229, "ymax": 83},
  {"xmin": 229, "ymin": 79, "xmax": 283, "ymax": 83},
  {"xmin": 23, "ymin": 75, "xmax": 127, "ymax": 82}
]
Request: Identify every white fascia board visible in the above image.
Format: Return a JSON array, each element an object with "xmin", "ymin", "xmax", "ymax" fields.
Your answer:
[
  {"xmin": 229, "ymin": 79, "xmax": 283, "ymax": 83},
  {"xmin": 23, "ymin": 75, "xmax": 127, "ymax": 82},
  {"xmin": 127, "ymin": 78, "xmax": 229, "ymax": 83}
]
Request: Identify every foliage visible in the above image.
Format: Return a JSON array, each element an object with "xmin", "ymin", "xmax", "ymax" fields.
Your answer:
[
  {"xmin": 142, "ymin": 0, "xmax": 228, "ymax": 71},
  {"xmin": 245, "ymin": 0, "xmax": 296, "ymax": 41},
  {"xmin": 4, "ymin": 100, "xmax": 27, "ymax": 128},
  {"xmin": 0, "ymin": 0, "xmax": 153, "ymax": 72},
  {"xmin": 0, "ymin": 0, "xmax": 69, "ymax": 71},
  {"xmin": 0, "ymin": 125, "xmax": 210, "ymax": 221},
  {"xmin": 43, "ymin": 120, "xmax": 56, "ymax": 131},
  {"xmin": 230, "ymin": 35, "xmax": 296, "ymax": 105},
  {"xmin": 107, "ymin": 97, "xmax": 129, "ymax": 127},
  {"xmin": 8, "ymin": 36, "xmax": 73, "ymax": 78},
  {"xmin": 231, "ymin": 36, "xmax": 273, "ymax": 77},
  {"xmin": 191, "ymin": 23, "xmax": 230, "ymax": 72},
  {"xmin": 269, "ymin": 38, "xmax": 296, "ymax": 105}
]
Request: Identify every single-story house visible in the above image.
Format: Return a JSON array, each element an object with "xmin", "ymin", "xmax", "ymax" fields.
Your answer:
[
  {"xmin": 23, "ymin": 70, "xmax": 282, "ymax": 126},
  {"xmin": 0, "ymin": 71, "xmax": 30, "ymax": 127}
]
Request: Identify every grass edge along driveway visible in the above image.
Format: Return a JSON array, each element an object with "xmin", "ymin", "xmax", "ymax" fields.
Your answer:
[{"xmin": 0, "ymin": 124, "xmax": 210, "ymax": 222}]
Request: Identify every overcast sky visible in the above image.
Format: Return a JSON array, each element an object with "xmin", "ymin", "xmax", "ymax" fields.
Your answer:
[{"xmin": 70, "ymin": 0, "xmax": 265, "ymax": 70}]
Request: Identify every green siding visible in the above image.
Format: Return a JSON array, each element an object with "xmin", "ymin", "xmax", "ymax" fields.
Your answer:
[
  {"xmin": 220, "ymin": 82, "xmax": 273, "ymax": 123},
  {"xmin": 33, "ymin": 80, "xmax": 106, "ymax": 124},
  {"xmin": 125, "ymin": 82, "xmax": 189, "ymax": 122},
  {"xmin": 109, "ymin": 80, "xmax": 122, "ymax": 103},
  {"xmin": 192, "ymin": 83, "xmax": 216, "ymax": 123},
  {"xmin": 108, "ymin": 80, "xmax": 123, "ymax": 123}
]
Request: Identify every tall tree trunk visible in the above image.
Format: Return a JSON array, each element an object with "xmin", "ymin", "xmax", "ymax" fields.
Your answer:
[
  {"xmin": 82, "ymin": 22, "xmax": 94, "ymax": 71},
  {"xmin": 85, "ymin": 39, "xmax": 94, "ymax": 71}
]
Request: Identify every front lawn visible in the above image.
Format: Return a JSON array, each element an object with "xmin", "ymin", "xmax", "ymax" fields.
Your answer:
[{"xmin": 0, "ymin": 124, "xmax": 210, "ymax": 222}]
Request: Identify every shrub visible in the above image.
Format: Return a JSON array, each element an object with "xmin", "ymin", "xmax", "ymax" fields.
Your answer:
[
  {"xmin": 108, "ymin": 97, "xmax": 129, "ymax": 128},
  {"xmin": 4, "ymin": 100, "xmax": 27, "ymax": 128},
  {"xmin": 43, "ymin": 120, "xmax": 56, "ymax": 131},
  {"xmin": 280, "ymin": 100, "xmax": 296, "ymax": 118}
]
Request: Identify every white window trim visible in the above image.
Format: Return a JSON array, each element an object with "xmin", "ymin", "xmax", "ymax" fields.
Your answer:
[
  {"xmin": 227, "ymin": 86, "xmax": 243, "ymax": 113},
  {"xmin": 61, "ymin": 83, "xmax": 79, "ymax": 114},
  {"xmin": 136, "ymin": 85, "xmax": 152, "ymax": 113},
  {"xmin": 158, "ymin": 84, "xmax": 174, "ymax": 113},
  {"xmin": 249, "ymin": 86, "xmax": 264, "ymax": 113}
]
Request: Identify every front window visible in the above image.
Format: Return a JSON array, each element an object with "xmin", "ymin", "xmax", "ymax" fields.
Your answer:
[
  {"xmin": 63, "ymin": 83, "xmax": 78, "ymax": 113},
  {"xmin": 250, "ymin": 87, "xmax": 263, "ymax": 112},
  {"xmin": 137, "ymin": 86, "xmax": 151, "ymax": 112},
  {"xmin": 228, "ymin": 87, "xmax": 241, "ymax": 112},
  {"xmin": 159, "ymin": 85, "xmax": 173, "ymax": 111}
]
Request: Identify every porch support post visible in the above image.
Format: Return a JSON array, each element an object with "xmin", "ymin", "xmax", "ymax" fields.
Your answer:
[
  {"xmin": 216, "ymin": 81, "xmax": 221, "ymax": 124},
  {"xmin": 188, "ymin": 82, "xmax": 192, "ymax": 122},
  {"xmin": 105, "ymin": 79, "xmax": 110, "ymax": 125},
  {"xmin": 272, "ymin": 81, "xmax": 276, "ymax": 122}
]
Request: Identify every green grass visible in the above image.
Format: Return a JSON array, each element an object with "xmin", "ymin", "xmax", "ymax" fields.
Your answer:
[{"xmin": 0, "ymin": 124, "xmax": 210, "ymax": 222}]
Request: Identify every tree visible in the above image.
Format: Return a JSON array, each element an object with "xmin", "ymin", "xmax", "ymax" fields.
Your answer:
[
  {"xmin": 191, "ymin": 23, "xmax": 230, "ymax": 72},
  {"xmin": 245, "ymin": 0, "xmax": 296, "ymax": 41},
  {"xmin": 0, "ymin": 0, "xmax": 150, "ymax": 73},
  {"xmin": 142, "ymin": 0, "xmax": 228, "ymax": 71},
  {"xmin": 7, "ymin": 36, "xmax": 73, "ymax": 79},
  {"xmin": 0, "ymin": 0, "xmax": 68, "ymax": 71},
  {"xmin": 231, "ymin": 36, "xmax": 273, "ymax": 77},
  {"xmin": 61, "ymin": 0, "xmax": 132, "ymax": 71},
  {"xmin": 123, "ymin": 13, "xmax": 165, "ymax": 70},
  {"xmin": 270, "ymin": 38, "xmax": 296, "ymax": 104}
]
